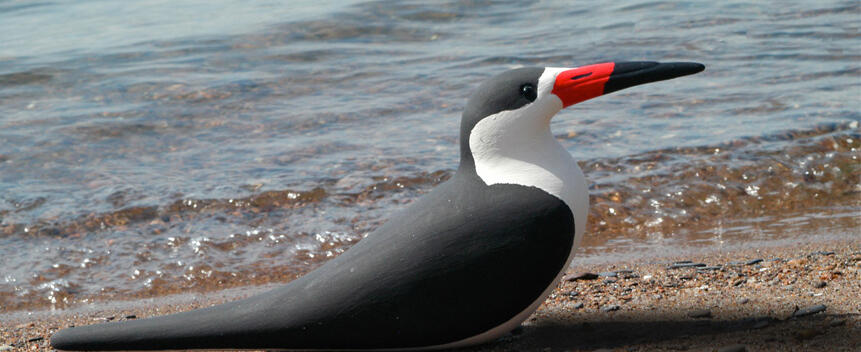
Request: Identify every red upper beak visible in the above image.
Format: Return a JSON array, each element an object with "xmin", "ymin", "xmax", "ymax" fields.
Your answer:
[{"xmin": 552, "ymin": 61, "xmax": 705, "ymax": 108}]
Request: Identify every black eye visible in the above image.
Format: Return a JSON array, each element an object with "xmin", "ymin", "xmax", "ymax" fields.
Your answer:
[{"xmin": 520, "ymin": 83, "xmax": 537, "ymax": 102}]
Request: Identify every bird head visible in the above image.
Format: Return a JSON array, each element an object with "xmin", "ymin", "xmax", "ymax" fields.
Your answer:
[{"xmin": 459, "ymin": 61, "xmax": 705, "ymax": 170}]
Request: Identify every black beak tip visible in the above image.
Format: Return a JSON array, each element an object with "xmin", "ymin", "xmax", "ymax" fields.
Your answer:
[
  {"xmin": 605, "ymin": 61, "xmax": 705, "ymax": 94},
  {"xmin": 618, "ymin": 61, "xmax": 706, "ymax": 77},
  {"xmin": 673, "ymin": 62, "xmax": 706, "ymax": 75}
]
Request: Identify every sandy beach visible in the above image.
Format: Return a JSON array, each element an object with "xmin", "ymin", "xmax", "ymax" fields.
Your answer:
[{"xmin": 2, "ymin": 238, "xmax": 858, "ymax": 351}]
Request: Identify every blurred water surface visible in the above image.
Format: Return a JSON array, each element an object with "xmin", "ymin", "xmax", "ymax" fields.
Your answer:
[{"xmin": 0, "ymin": 0, "xmax": 858, "ymax": 312}]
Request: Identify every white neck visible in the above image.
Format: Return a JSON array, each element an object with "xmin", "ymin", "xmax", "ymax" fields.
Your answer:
[{"xmin": 468, "ymin": 109, "xmax": 588, "ymax": 239}]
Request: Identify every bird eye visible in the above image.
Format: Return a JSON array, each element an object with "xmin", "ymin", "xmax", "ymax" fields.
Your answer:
[{"xmin": 520, "ymin": 83, "xmax": 537, "ymax": 102}]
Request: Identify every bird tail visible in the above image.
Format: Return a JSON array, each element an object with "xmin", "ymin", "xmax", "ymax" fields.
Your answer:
[{"xmin": 50, "ymin": 298, "xmax": 267, "ymax": 351}]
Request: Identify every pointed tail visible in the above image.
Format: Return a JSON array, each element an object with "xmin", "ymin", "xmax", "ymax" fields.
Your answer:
[{"xmin": 50, "ymin": 297, "xmax": 277, "ymax": 351}]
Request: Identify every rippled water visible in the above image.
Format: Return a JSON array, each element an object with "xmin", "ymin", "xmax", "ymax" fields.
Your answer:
[{"xmin": 1, "ymin": 0, "xmax": 859, "ymax": 312}]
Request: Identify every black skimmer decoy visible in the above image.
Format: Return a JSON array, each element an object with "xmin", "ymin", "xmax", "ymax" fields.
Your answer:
[{"xmin": 51, "ymin": 61, "xmax": 704, "ymax": 351}]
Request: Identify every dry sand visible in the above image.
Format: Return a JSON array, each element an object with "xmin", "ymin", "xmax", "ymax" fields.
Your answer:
[{"xmin": 2, "ymin": 239, "xmax": 859, "ymax": 352}]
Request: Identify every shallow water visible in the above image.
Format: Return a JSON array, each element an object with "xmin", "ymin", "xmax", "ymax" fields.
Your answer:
[{"xmin": 0, "ymin": 0, "xmax": 859, "ymax": 312}]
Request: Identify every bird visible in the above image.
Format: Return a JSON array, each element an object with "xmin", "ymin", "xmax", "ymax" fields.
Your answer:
[{"xmin": 51, "ymin": 61, "xmax": 704, "ymax": 351}]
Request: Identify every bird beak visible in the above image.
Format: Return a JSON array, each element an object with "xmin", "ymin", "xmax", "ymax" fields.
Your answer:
[{"xmin": 551, "ymin": 61, "xmax": 705, "ymax": 108}]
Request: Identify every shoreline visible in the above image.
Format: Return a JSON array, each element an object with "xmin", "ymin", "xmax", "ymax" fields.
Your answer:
[{"xmin": 3, "ymin": 238, "xmax": 859, "ymax": 351}]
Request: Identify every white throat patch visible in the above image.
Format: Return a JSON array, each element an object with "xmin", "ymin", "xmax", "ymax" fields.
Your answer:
[{"xmin": 467, "ymin": 67, "xmax": 588, "ymax": 241}]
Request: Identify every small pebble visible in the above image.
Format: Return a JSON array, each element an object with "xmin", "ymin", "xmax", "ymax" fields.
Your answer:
[
  {"xmin": 668, "ymin": 263, "xmax": 706, "ymax": 269},
  {"xmin": 603, "ymin": 278, "xmax": 618, "ymax": 284},
  {"xmin": 745, "ymin": 258, "xmax": 763, "ymax": 265},
  {"xmin": 812, "ymin": 251, "xmax": 835, "ymax": 256},
  {"xmin": 0, "ymin": 345, "xmax": 11, "ymax": 351},
  {"xmin": 564, "ymin": 272, "xmax": 599, "ymax": 281},
  {"xmin": 717, "ymin": 344, "xmax": 747, "ymax": 352},
  {"xmin": 793, "ymin": 304, "xmax": 827, "ymax": 318},
  {"xmin": 813, "ymin": 281, "xmax": 826, "ymax": 288},
  {"xmin": 697, "ymin": 265, "xmax": 722, "ymax": 271},
  {"xmin": 125, "ymin": 314, "xmax": 137, "ymax": 319},
  {"xmin": 652, "ymin": 294, "xmax": 663, "ymax": 300},
  {"xmin": 614, "ymin": 269, "xmax": 634, "ymax": 274},
  {"xmin": 601, "ymin": 304, "xmax": 620, "ymax": 312},
  {"xmin": 737, "ymin": 298, "xmax": 750, "ymax": 305},
  {"xmin": 27, "ymin": 337, "xmax": 43, "ymax": 343},
  {"xmin": 571, "ymin": 302, "xmax": 584, "ymax": 309},
  {"xmin": 688, "ymin": 309, "xmax": 712, "ymax": 318},
  {"xmin": 673, "ymin": 260, "xmax": 693, "ymax": 264},
  {"xmin": 566, "ymin": 291, "xmax": 579, "ymax": 298},
  {"xmin": 733, "ymin": 279, "xmax": 745, "ymax": 286},
  {"xmin": 598, "ymin": 271, "xmax": 617, "ymax": 277}
]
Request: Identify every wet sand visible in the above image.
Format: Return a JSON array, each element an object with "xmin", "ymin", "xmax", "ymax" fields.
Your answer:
[{"xmin": 2, "ymin": 238, "xmax": 858, "ymax": 351}]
